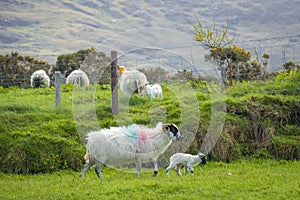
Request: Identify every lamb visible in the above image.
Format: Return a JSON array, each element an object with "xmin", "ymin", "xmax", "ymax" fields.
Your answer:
[
  {"xmin": 80, "ymin": 122, "xmax": 183, "ymax": 178},
  {"xmin": 66, "ymin": 69, "xmax": 89, "ymax": 87},
  {"xmin": 166, "ymin": 153, "xmax": 206, "ymax": 176},
  {"xmin": 30, "ymin": 69, "xmax": 50, "ymax": 88},
  {"xmin": 146, "ymin": 83, "xmax": 163, "ymax": 99}
]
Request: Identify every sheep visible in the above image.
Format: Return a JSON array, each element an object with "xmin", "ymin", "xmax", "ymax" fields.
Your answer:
[
  {"xmin": 80, "ymin": 122, "xmax": 184, "ymax": 178},
  {"xmin": 30, "ymin": 69, "xmax": 50, "ymax": 88},
  {"xmin": 118, "ymin": 66, "xmax": 149, "ymax": 96},
  {"xmin": 66, "ymin": 69, "xmax": 89, "ymax": 87},
  {"xmin": 166, "ymin": 153, "xmax": 207, "ymax": 176},
  {"xmin": 146, "ymin": 83, "xmax": 163, "ymax": 99}
]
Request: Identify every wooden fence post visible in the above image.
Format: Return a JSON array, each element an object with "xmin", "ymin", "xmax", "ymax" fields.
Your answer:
[
  {"xmin": 55, "ymin": 71, "xmax": 61, "ymax": 106},
  {"xmin": 111, "ymin": 51, "xmax": 118, "ymax": 114}
]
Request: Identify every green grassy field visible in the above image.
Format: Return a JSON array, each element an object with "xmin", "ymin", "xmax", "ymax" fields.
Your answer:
[
  {"xmin": 0, "ymin": 71, "xmax": 299, "ymax": 199},
  {"xmin": 0, "ymin": 160, "xmax": 299, "ymax": 199}
]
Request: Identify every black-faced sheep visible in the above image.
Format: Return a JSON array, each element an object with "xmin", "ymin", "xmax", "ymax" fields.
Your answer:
[
  {"xmin": 166, "ymin": 153, "xmax": 206, "ymax": 176},
  {"xmin": 80, "ymin": 122, "xmax": 183, "ymax": 178}
]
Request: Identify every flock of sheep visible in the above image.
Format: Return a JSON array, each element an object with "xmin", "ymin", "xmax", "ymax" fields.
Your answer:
[
  {"xmin": 30, "ymin": 69, "xmax": 89, "ymax": 88},
  {"xmin": 30, "ymin": 66, "xmax": 162, "ymax": 99},
  {"xmin": 31, "ymin": 66, "xmax": 206, "ymax": 178}
]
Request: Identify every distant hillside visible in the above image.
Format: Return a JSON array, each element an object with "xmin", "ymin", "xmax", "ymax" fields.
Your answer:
[{"xmin": 0, "ymin": 0, "xmax": 300, "ymax": 65}]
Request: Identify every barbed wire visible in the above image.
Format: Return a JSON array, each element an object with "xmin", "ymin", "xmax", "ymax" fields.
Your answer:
[
  {"xmin": 1, "ymin": 33, "xmax": 299, "ymax": 59},
  {"xmin": 236, "ymin": 34, "xmax": 300, "ymax": 44}
]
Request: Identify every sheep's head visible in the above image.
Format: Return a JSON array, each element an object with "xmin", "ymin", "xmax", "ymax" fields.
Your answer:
[
  {"xmin": 198, "ymin": 153, "xmax": 207, "ymax": 165},
  {"xmin": 162, "ymin": 123, "xmax": 184, "ymax": 141}
]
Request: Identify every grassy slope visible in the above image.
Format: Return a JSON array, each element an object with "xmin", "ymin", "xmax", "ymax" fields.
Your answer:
[
  {"xmin": 0, "ymin": 160, "xmax": 299, "ymax": 199},
  {"xmin": 0, "ymin": 71, "xmax": 299, "ymax": 174},
  {"xmin": 0, "ymin": 72, "xmax": 299, "ymax": 199},
  {"xmin": 221, "ymin": 74, "xmax": 300, "ymax": 160}
]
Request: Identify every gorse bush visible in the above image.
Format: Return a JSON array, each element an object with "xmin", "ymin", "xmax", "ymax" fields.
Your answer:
[
  {"xmin": 274, "ymin": 69, "xmax": 300, "ymax": 82},
  {"xmin": 0, "ymin": 52, "xmax": 51, "ymax": 88}
]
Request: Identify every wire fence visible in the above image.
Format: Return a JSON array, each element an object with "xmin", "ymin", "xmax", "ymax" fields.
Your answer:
[
  {"xmin": 0, "ymin": 39, "xmax": 299, "ymax": 113},
  {"xmin": 1, "ymin": 38, "xmax": 300, "ymax": 86}
]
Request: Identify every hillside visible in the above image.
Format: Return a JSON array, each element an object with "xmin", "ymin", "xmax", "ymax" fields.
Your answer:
[
  {"xmin": 0, "ymin": 70, "xmax": 299, "ymax": 174},
  {"xmin": 1, "ymin": 0, "xmax": 300, "ymax": 65}
]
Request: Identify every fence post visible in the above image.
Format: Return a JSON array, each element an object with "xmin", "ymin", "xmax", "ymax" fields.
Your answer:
[
  {"xmin": 111, "ymin": 51, "xmax": 118, "ymax": 114},
  {"xmin": 55, "ymin": 71, "xmax": 61, "ymax": 106}
]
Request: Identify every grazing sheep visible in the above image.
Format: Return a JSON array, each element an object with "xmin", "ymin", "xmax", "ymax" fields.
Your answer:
[
  {"xmin": 80, "ymin": 122, "xmax": 183, "ymax": 178},
  {"xmin": 30, "ymin": 69, "xmax": 50, "ymax": 88},
  {"xmin": 146, "ymin": 83, "xmax": 163, "ymax": 99},
  {"xmin": 66, "ymin": 69, "xmax": 89, "ymax": 87},
  {"xmin": 118, "ymin": 66, "xmax": 148, "ymax": 96},
  {"xmin": 166, "ymin": 153, "xmax": 206, "ymax": 176}
]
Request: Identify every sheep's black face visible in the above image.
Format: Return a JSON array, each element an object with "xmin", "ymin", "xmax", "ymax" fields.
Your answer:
[
  {"xmin": 164, "ymin": 124, "xmax": 184, "ymax": 141},
  {"xmin": 198, "ymin": 153, "xmax": 207, "ymax": 165}
]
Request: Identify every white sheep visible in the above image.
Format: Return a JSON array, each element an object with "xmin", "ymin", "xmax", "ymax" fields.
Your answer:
[
  {"xmin": 118, "ymin": 66, "xmax": 148, "ymax": 96},
  {"xmin": 166, "ymin": 153, "xmax": 206, "ymax": 176},
  {"xmin": 80, "ymin": 122, "xmax": 183, "ymax": 178},
  {"xmin": 66, "ymin": 69, "xmax": 89, "ymax": 87},
  {"xmin": 30, "ymin": 69, "xmax": 50, "ymax": 88},
  {"xmin": 146, "ymin": 83, "xmax": 163, "ymax": 99}
]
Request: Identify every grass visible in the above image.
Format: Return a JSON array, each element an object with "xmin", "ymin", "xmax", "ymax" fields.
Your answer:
[
  {"xmin": 0, "ymin": 159, "xmax": 299, "ymax": 199},
  {"xmin": 0, "ymin": 71, "xmax": 299, "ymax": 174}
]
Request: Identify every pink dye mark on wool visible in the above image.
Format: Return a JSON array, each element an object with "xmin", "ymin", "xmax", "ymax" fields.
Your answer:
[{"xmin": 137, "ymin": 126, "xmax": 149, "ymax": 150}]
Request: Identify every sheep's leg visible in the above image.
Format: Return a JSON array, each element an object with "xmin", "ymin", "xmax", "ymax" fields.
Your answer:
[
  {"xmin": 94, "ymin": 163, "xmax": 102, "ymax": 178},
  {"xmin": 153, "ymin": 158, "xmax": 158, "ymax": 177},
  {"xmin": 184, "ymin": 165, "xmax": 189, "ymax": 176},
  {"xmin": 80, "ymin": 161, "xmax": 94, "ymax": 177},
  {"xmin": 188, "ymin": 165, "xmax": 194, "ymax": 175},
  {"xmin": 136, "ymin": 159, "xmax": 141, "ymax": 177},
  {"xmin": 166, "ymin": 164, "xmax": 175, "ymax": 176},
  {"xmin": 135, "ymin": 80, "xmax": 140, "ymax": 93},
  {"xmin": 175, "ymin": 165, "xmax": 182, "ymax": 176}
]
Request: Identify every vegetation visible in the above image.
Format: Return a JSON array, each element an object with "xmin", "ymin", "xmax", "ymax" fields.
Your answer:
[
  {"xmin": 0, "ymin": 51, "xmax": 51, "ymax": 88},
  {"xmin": 193, "ymin": 21, "xmax": 270, "ymax": 86},
  {"xmin": 283, "ymin": 61, "xmax": 300, "ymax": 72},
  {"xmin": 54, "ymin": 47, "xmax": 111, "ymax": 84},
  {"xmin": 0, "ymin": 47, "xmax": 299, "ymax": 199},
  {"xmin": 0, "ymin": 48, "xmax": 111, "ymax": 88},
  {"xmin": 54, "ymin": 47, "xmax": 96, "ymax": 75},
  {"xmin": 0, "ymin": 69, "xmax": 299, "ymax": 174},
  {"xmin": 0, "ymin": 160, "xmax": 299, "ymax": 199}
]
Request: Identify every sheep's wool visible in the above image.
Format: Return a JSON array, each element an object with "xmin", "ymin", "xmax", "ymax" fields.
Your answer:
[
  {"xmin": 66, "ymin": 69, "xmax": 89, "ymax": 87},
  {"xmin": 170, "ymin": 153, "xmax": 202, "ymax": 166},
  {"xmin": 119, "ymin": 70, "xmax": 148, "ymax": 96},
  {"xmin": 86, "ymin": 122, "xmax": 172, "ymax": 166},
  {"xmin": 30, "ymin": 70, "xmax": 50, "ymax": 88},
  {"xmin": 146, "ymin": 83, "xmax": 163, "ymax": 99}
]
